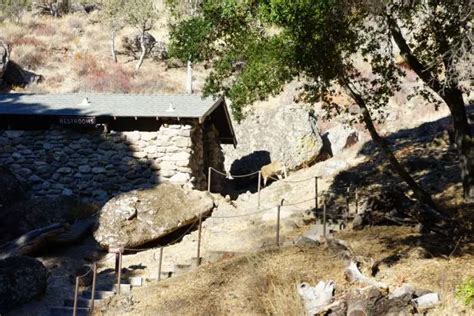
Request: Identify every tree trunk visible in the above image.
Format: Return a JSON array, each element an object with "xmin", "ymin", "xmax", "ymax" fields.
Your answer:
[
  {"xmin": 441, "ymin": 87, "xmax": 474, "ymax": 202},
  {"xmin": 136, "ymin": 33, "xmax": 146, "ymax": 71},
  {"xmin": 387, "ymin": 16, "xmax": 474, "ymax": 203},
  {"xmin": 341, "ymin": 80, "xmax": 452, "ymax": 233},
  {"xmin": 111, "ymin": 29, "xmax": 117, "ymax": 63}
]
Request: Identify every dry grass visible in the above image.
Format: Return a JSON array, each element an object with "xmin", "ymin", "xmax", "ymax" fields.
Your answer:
[
  {"xmin": 100, "ymin": 245, "xmax": 349, "ymax": 315},
  {"xmin": 98, "ymin": 226, "xmax": 473, "ymax": 315}
]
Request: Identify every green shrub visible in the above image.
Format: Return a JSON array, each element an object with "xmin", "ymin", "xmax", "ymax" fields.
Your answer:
[{"xmin": 456, "ymin": 278, "xmax": 474, "ymax": 306}]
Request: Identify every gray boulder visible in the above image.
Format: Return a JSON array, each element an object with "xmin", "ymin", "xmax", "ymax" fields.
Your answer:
[
  {"xmin": 93, "ymin": 183, "xmax": 214, "ymax": 248},
  {"xmin": 325, "ymin": 125, "xmax": 358, "ymax": 156},
  {"xmin": 0, "ymin": 256, "xmax": 48, "ymax": 313},
  {"xmin": 224, "ymin": 105, "xmax": 323, "ymax": 174}
]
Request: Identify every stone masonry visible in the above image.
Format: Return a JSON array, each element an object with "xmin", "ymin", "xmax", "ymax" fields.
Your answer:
[{"xmin": 0, "ymin": 122, "xmax": 224, "ymax": 202}]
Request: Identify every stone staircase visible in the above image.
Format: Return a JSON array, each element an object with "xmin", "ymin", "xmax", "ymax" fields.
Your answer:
[{"xmin": 49, "ymin": 275, "xmax": 144, "ymax": 316}]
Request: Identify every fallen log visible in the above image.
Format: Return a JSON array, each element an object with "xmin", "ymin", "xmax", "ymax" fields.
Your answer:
[
  {"xmin": 0, "ymin": 223, "xmax": 67, "ymax": 259},
  {"xmin": 51, "ymin": 217, "xmax": 96, "ymax": 245},
  {"xmin": 345, "ymin": 261, "xmax": 388, "ymax": 290},
  {"xmin": 297, "ymin": 280, "xmax": 336, "ymax": 315}
]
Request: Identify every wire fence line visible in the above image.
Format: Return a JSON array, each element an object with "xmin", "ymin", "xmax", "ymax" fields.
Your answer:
[{"xmin": 70, "ymin": 167, "xmax": 363, "ymax": 315}]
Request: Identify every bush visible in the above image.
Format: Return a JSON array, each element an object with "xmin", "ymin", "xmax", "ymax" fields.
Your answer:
[
  {"xmin": 456, "ymin": 278, "xmax": 474, "ymax": 306},
  {"xmin": 11, "ymin": 44, "xmax": 44, "ymax": 70}
]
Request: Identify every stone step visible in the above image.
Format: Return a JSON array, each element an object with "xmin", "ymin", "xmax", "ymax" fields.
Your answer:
[
  {"xmin": 97, "ymin": 283, "xmax": 132, "ymax": 293},
  {"xmin": 128, "ymin": 276, "xmax": 143, "ymax": 287},
  {"xmin": 64, "ymin": 298, "xmax": 103, "ymax": 308},
  {"xmin": 82, "ymin": 290, "xmax": 115, "ymax": 299},
  {"xmin": 50, "ymin": 306, "xmax": 89, "ymax": 316},
  {"xmin": 174, "ymin": 263, "xmax": 192, "ymax": 274},
  {"xmin": 148, "ymin": 270, "xmax": 174, "ymax": 281}
]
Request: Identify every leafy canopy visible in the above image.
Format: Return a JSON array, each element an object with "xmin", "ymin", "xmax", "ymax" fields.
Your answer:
[{"xmin": 168, "ymin": 0, "xmax": 401, "ymax": 122}]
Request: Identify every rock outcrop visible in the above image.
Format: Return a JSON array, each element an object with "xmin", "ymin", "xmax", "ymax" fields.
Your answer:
[
  {"xmin": 0, "ymin": 256, "xmax": 48, "ymax": 313},
  {"xmin": 93, "ymin": 183, "xmax": 215, "ymax": 248},
  {"xmin": 0, "ymin": 39, "xmax": 43, "ymax": 87},
  {"xmin": 224, "ymin": 105, "xmax": 323, "ymax": 174},
  {"xmin": 324, "ymin": 125, "xmax": 358, "ymax": 156}
]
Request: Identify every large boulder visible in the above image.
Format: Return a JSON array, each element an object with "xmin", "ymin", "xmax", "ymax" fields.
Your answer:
[
  {"xmin": 324, "ymin": 125, "xmax": 358, "ymax": 156},
  {"xmin": 93, "ymin": 183, "xmax": 214, "ymax": 248},
  {"xmin": 224, "ymin": 105, "xmax": 324, "ymax": 174},
  {"xmin": 0, "ymin": 256, "xmax": 48, "ymax": 313}
]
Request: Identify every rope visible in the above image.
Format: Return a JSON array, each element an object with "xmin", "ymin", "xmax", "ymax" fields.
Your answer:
[
  {"xmin": 281, "ymin": 197, "xmax": 316, "ymax": 207},
  {"xmin": 122, "ymin": 222, "xmax": 197, "ymax": 252},
  {"xmin": 76, "ymin": 266, "xmax": 92, "ymax": 279},
  {"xmin": 211, "ymin": 205, "xmax": 276, "ymax": 219},
  {"xmin": 268, "ymin": 175, "xmax": 319, "ymax": 184},
  {"xmin": 210, "ymin": 167, "xmax": 260, "ymax": 178}
]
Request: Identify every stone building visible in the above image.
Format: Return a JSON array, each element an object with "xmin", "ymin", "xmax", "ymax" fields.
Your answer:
[{"xmin": 0, "ymin": 93, "xmax": 236, "ymax": 202}]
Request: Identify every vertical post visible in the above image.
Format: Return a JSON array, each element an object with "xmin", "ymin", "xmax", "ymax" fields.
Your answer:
[
  {"xmin": 257, "ymin": 171, "xmax": 262, "ymax": 209},
  {"xmin": 196, "ymin": 213, "xmax": 202, "ymax": 266},
  {"xmin": 91, "ymin": 263, "xmax": 97, "ymax": 311},
  {"xmin": 207, "ymin": 167, "xmax": 211, "ymax": 193},
  {"xmin": 346, "ymin": 187, "xmax": 350, "ymax": 217},
  {"xmin": 73, "ymin": 276, "xmax": 79, "ymax": 316},
  {"xmin": 314, "ymin": 176, "xmax": 319, "ymax": 211},
  {"xmin": 117, "ymin": 251, "xmax": 122, "ymax": 295},
  {"xmin": 158, "ymin": 247, "xmax": 163, "ymax": 281},
  {"xmin": 276, "ymin": 204, "xmax": 281, "ymax": 247},
  {"xmin": 323, "ymin": 196, "xmax": 327, "ymax": 238},
  {"xmin": 186, "ymin": 60, "xmax": 193, "ymax": 94},
  {"xmin": 355, "ymin": 187, "xmax": 359, "ymax": 214}
]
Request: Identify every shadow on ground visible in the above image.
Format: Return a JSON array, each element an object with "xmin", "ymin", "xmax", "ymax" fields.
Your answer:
[{"xmin": 328, "ymin": 106, "xmax": 474, "ymax": 257}]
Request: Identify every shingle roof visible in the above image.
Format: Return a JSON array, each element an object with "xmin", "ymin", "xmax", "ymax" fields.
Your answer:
[{"xmin": 0, "ymin": 93, "xmax": 222, "ymax": 121}]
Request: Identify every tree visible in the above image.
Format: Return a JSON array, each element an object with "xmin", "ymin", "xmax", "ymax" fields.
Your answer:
[
  {"xmin": 169, "ymin": 0, "xmax": 453, "ymax": 232},
  {"xmin": 382, "ymin": 1, "xmax": 474, "ymax": 204},
  {"xmin": 99, "ymin": 0, "xmax": 126, "ymax": 63},
  {"xmin": 124, "ymin": 0, "xmax": 159, "ymax": 71}
]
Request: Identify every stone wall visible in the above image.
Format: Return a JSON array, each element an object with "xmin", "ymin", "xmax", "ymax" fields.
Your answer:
[{"xmin": 0, "ymin": 122, "xmax": 224, "ymax": 202}]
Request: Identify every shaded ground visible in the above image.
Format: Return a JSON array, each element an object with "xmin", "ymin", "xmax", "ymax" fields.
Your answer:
[{"xmin": 329, "ymin": 106, "xmax": 474, "ymax": 234}]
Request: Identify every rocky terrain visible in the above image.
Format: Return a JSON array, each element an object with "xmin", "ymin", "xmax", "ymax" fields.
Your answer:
[{"xmin": 0, "ymin": 5, "xmax": 473, "ymax": 316}]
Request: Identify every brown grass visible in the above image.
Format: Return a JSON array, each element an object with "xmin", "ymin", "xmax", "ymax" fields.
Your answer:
[
  {"xmin": 98, "ymin": 226, "xmax": 473, "ymax": 315},
  {"xmin": 100, "ymin": 245, "xmax": 349, "ymax": 315}
]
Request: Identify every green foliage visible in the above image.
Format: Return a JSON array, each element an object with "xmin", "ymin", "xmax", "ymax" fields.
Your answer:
[
  {"xmin": 124, "ymin": 0, "xmax": 158, "ymax": 33},
  {"xmin": 169, "ymin": 0, "xmax": 403, "ymax": 123},
  {"xmin": 98, "ymin": 0, "xmax": 127, "ymax": 30},
  {"xmin": 456, "ymin": 278, "xmax": 474, "ymax": 306}
]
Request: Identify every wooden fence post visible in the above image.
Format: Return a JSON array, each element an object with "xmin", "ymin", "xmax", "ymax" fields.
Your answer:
[
  {"xmin": 257, "ymin": 171, "xmax": 262, "ymax": 209},
  {"xmin": 73, "ymin": 276, "xmax": 79, "ymax": 316},
  {"xmin": 314, "ymin": 177, "xmax": 319, "ymax": 211},
  {"xmin": 117, "ymin": 251, "xmax": 122, "ymax": 295},
  {"xmin": 158, "ymin": 247, "xmax": 163, "ymax": 281},
  {"xmin": 207, "ymin": 167, "xmax": 211, "ymax": 193},
  {"xmin": 91, "ymin": 263, "xmax": 97, "ymax": 311},
  {"xmin": 323, "ymin": 196, "xmax": 327, "ymax": 238},
  {"xmin": 276, "ymin": 204, "xmax": 281, "ymax": 247},
  {"xmin": 355, "ymin": 187, "xmax": 359, "ymax": 214},
  {"xmin": 196, "ymin": 213, "xmax": 202, "ymax": 266}
]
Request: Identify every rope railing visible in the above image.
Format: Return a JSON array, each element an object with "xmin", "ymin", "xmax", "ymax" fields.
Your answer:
[
  {"xmin": 209, "ymin": 167, "xmax": 260, "ymax": 178},
  {"xmin": 68, "ymin": 170, "xmax": 363, "ymax": 316},
  {"xmin": 268, "ymin": 175, "xmax": 320, "ymax": 184}
]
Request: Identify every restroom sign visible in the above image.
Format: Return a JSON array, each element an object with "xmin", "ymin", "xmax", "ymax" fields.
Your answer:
[{"xmin": 59, "ymin": 116, "xmax": 96, "ymax": 125}]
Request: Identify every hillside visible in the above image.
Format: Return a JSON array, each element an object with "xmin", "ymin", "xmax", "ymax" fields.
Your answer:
[{"xmin": 1, "ymin": 4, "xmax": 473, "ymax": 316}]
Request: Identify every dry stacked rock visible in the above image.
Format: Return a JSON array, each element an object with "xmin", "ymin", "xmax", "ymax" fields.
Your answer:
[
  {"xmin": 0, "ymin": 122, "xmax": 223, "ymax": 202},
  {"xmin": 93, "ymin": 183, "xmax": 215, "ymax": 248}
]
